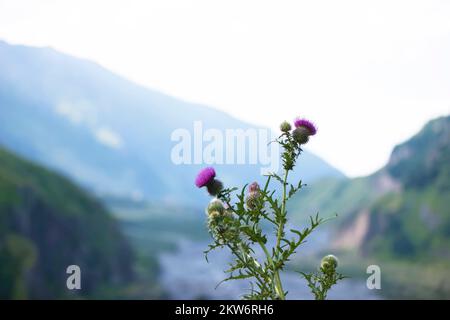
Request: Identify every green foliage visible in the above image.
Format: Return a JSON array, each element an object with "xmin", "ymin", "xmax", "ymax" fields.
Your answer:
[
  {"xmin": 0, "ymin": 233, "xmax": 37, "ymax": 299},
  {"xmin": 300, "ymin": 267, "xmax": 345, "ymax": 300},
  {"xmin": 366, "ymin": 186, "xmax": 450, "ymax": 259}
]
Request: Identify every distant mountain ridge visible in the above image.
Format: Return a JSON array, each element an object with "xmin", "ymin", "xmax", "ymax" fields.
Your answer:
[{"xmin": 0, "ymin": 40, "xmax": 344, "ymax": 205}]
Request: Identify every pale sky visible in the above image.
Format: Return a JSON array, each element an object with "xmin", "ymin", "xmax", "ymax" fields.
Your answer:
[{"xmin": 1, "ymin": 0, "xmax": 449, "ymax": 177}]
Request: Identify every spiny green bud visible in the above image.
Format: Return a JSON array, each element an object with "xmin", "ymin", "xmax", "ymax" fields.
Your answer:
[
  {"xmin": 320, "ymin": 254, "xmax": 338, "ymax": 271},
  {"xmin": 280, "ymin": 121, "xmax": 292, "ymax": 132},
  {"xmin": 207, "ymin": 199, "xmax": 225, "ymax": 215},
  {"xmin": 292, "ymin": 127, "xmax": 310, "ymax": 145},
  {"xmin": 207, "ymin": 210, "xmax": 221, "ymax": 228},
  {"xmin": 206, "ymin": 179, "xmax": 223, "ymax": 196},
  {"xmin": 207, "ymin": 209, "xmax": 238, "ymax": 244}
]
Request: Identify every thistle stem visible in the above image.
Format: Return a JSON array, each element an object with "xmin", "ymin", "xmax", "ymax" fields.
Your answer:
[
  {"xmin": 227, "ymin": 243, "xmax": 269, "ymax": 297},
  {"xmin": 258, "ymin": 240, "xmax": 284, "ymax": 299},
  {"xmin": 276, "ymin": 169, "xmax": 289, "ymax": 254},
  {"xmin": 272, "ymin": 168, "xmax": 289, "ymax": 299}
]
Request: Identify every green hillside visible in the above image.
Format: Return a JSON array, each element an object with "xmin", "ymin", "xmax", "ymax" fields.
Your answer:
[
  {"xmin": 364, "ymin": 115, "xmax": 450, "ymax": 259},
  {"xmin": 288, "ymin": 175, "xmax": 380, "ymax": 225},
  {"xmin": 0, "ymin": 147, "xmax": 134, "ymax": 299},
  {"xmin": 290, "ymin": 116, "xmax": 449, "ymax": 256}
]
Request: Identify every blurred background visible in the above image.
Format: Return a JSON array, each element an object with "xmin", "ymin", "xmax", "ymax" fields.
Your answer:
[{"xmin": 0, "ymin": 0, "xmax": 449, "ymax": 299}]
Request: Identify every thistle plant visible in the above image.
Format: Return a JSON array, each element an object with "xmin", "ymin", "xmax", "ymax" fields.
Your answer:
[
  {"xmin": 195, "ymin": 118, "xmax": 344, "ymax": 300},
  {"xmin": 300, "ymin": 255, "xmax": 346, "ymax": 300}
]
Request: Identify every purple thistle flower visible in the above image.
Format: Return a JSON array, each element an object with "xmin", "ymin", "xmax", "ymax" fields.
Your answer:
[
  {"xmin": 195, "ymin": 167, "xmax": 216, "ymax": 188},
  {"xmin": 294, "ymin": 118, "xmax": 317, "ymax": 136}
]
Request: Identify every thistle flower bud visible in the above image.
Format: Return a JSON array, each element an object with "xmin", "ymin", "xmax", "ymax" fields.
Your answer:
[
  {"xmin": 280, "ymin": 121, "xmax": 292, "ymax": 132},
  {"xmin": 206, "ymin": 179, "xmax": 223, "ymax": 196},
  {"xmin": 207, "ymin": 199, "xmax": 225, "ymax": 215},
  {"xmin": 207, "ymin": 209, "xmax": 238, "ymax": 244},
  {"xmin": 246, "ymin": 191, "xmax": 261, "ymax": 210},
  {"xmin": 246, "ymin": 182, "xmax": 262, "ymax": 210},
  {"xmin": 292, "ymin": 127, "xmax": 310, "ymax": 145},
  {"xmin": 320, "ymin": 254, "xmax": 339, "ymax": 271},
  {"xmin": 208, "ymin": 210, "xmax": 221, "ymax": 220}
]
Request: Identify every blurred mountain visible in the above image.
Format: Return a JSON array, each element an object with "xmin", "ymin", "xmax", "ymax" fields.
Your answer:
[
  {"xmin": 0, "ymin": 146, "xmax": 134, "ymax": 299},
  {"xmin": 289, "ymin": 116, "xmax": 450, "ymax": 259},
  {"xmin": 360, "ymin": 116, "xmax": 450, "ymax": 258},
  {"xmin": 0, "ymin": 40, "xmax": 343, "ymax": 205}
]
